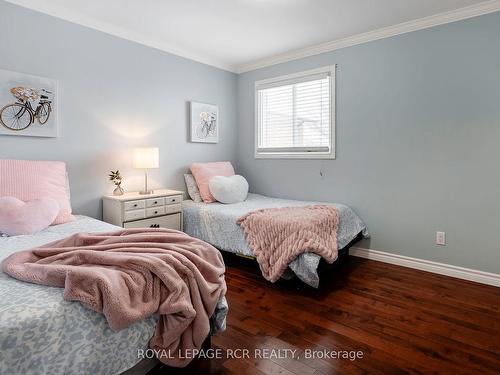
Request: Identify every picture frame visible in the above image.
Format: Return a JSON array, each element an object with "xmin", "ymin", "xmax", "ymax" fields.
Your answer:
[
  {"xmin": 0, "ymin": 69, "xmax": 58, "ymax": 138},
  {"xmin": 190, "ymin": 101, "xmax": 218, "ymax": 143}
]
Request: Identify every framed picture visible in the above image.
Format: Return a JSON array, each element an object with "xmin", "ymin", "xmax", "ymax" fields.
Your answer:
[
  {"xmin": 0, "ymin": 69, "xmax": 58, "ymax": 138},
  {"xmin": 190, "ymin": 101, "xmax": 218, "ymax": 143}
]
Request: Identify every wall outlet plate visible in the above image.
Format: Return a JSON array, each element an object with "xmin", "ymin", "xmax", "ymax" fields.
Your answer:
[{"xmin": 436, "ymin": 231, "xmax": 446, "ymax": 246}]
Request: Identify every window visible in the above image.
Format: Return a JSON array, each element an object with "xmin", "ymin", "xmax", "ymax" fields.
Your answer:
[{"xmin": 255, "ymin": 65, "xmax": 335, "ymax": 159}]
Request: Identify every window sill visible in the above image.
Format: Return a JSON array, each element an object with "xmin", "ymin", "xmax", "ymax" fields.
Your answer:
[{"xmin": 254, "ymin": 151, "xmax": 336, "ymax": 160}]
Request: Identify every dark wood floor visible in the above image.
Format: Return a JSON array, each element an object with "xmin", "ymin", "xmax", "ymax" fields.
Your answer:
[{"xmin": 159, "ymin": 256, "xmax": 500, "ymax": 374}]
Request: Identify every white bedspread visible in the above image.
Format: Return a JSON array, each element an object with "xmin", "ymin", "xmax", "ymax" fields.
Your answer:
[{"xmin": 183, "ymin": 193, "xmax": 368, "ymax": 287}]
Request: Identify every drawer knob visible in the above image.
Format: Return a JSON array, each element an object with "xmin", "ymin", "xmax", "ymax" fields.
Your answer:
[
  {"xmin": 133, "ymin": 204, "xmax": 137, "ymax": 207},
  {"xmin": 154, "ymin": 201, "xmax": 158, "ymax": 204},
  {"xmin": 154, "ymin": 211, "xmax": 158, "ymax": 214}
]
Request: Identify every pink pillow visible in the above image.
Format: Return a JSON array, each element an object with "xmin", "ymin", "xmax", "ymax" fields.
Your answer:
[
  {"xmin": 0, "ymin": 159, "xmax": 75, "ymax": 225},
  {"xmin": 0, "ymin": 196, "xmax": 59, "ymax": 236},
  {"xmin": 190, "ymin": 162, "xmax": 235, "ymax": 203}
]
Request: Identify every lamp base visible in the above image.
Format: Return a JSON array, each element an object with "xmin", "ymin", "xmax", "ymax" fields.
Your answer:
[{"xmin": 139, "ymin": 171, "xmax": 153, "ymax": 195}]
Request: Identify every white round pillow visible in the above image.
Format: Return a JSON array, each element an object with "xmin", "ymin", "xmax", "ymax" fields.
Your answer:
[{"xmin": 208, "ymin": 175, "xmax": 249, "ymax": 204}]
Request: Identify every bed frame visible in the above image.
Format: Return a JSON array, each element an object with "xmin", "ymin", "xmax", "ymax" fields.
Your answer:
[{"xmin": 220, "ymin": 233, "xmax": 363, "ymax": 285}]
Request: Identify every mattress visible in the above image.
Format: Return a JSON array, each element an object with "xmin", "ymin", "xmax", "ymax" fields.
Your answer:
[
  {"xmin": 0, "ymin": 216, "xmax": 227, "ymax": 375},
  {"xmin": 183, "ymin": 193, "xmax": 369, "ymax": 287}
]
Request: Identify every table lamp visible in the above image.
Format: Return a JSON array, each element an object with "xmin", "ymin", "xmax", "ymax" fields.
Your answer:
[{"xmin": 133, "ymin": 147, "xmax": 159, "ymax": 195}]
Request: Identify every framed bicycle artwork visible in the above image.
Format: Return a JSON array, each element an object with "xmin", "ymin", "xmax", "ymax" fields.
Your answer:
[
  {"xmin": 0, "ymin": 69, "xmax": 58, "ymax": 138},
  {"xmin": 190, "ymin": 101, "xmax": 218, "ymax": 143}
]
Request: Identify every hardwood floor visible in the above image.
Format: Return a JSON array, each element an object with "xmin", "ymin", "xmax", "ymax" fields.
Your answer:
[{"xmin": 156, "ymin": 256, "xmax": 500, "ymax": 374}]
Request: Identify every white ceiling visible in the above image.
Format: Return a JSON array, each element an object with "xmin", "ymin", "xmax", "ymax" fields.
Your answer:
[{"xmin": 5, "ymin": 0, "xmax": 499, "ymax": 72}]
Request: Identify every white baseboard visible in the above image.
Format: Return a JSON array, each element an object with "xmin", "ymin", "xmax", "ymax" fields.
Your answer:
[{"xmin": 350, "ymin": 247, "xmax": 500, "ymax": 287}]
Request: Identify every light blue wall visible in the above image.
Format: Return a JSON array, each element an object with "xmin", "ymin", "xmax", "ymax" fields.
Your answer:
[
  {"xmin": 236, "ymin": 12, "xmax": 500, "ymax": 273},
  {"xmin": 0, "ymin": 1, "xmax": 237, "ymax": 219},
  {"xmin": 1, "ymin": 1, "xmax": 499, "ymax": 273}
]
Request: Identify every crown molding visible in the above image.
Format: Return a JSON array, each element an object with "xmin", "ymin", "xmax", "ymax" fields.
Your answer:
[
  {"xmin": 5, "ymin": 0, "xmax": 500, "ymax": 75},
  {"xmin": 3, "ymin": 0, "xmax": 237, "ymax": 73},
  {"xmin": 235, "ymin": 0, "xmax": 500, "ymax": 73}
]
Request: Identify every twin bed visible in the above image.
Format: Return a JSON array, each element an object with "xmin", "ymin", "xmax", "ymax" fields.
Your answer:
[
  {"xmin": 0, "ymin": 216, "xmax": 228, "ymax": 375},
  {"xmin": 183, "ymin": 193, "xmax": 368, "ymax": 287}
]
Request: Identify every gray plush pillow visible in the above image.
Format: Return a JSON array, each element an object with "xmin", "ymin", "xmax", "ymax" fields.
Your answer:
[{"xmin": 184, "ymin": 174, "xmax": 202, "ymax": 203}]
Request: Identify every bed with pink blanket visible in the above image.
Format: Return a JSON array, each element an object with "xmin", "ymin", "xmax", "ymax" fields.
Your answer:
[
  {"xmin": 0, "ymin": 216, "xmax": 228, "ymax": 375},
  {"xmin": 183, "ymin": 193, "xmax": 369, "ymax": 287}
]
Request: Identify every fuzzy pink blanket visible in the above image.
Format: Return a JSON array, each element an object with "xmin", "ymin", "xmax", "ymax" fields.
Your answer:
[
  {"xmin": 237, "ymin": 205, "xmax": 339, "ymax": 282},
  {"xmin": 1, "ymin": 228, "xmax": 226, "ymax": 368}
]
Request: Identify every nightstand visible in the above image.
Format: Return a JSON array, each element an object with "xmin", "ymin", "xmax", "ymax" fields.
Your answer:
[{"xmin": 102, "ymin": 189, "xmax": 183, "ymax": 230}]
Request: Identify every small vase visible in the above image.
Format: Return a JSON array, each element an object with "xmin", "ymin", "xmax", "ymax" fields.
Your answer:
[{"xmin": 113, "ymin": 185, "xmax": 124, "ymax": 196}]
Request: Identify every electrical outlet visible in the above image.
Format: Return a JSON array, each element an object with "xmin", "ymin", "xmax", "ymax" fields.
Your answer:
[{"xmin": 436, "ymin": 231, "xmax": 446, "ymax": 246}]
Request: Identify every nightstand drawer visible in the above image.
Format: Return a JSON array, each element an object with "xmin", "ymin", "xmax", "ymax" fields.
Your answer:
[
  {"xmin": 124, "ymin": 200, "xmax": 145, "ymax": 211},
  {"xmin": 165, "ymin": 195, "xmax": 182, "ymax": 205},
  {"xmin": 146, "ymin": 197, "xmax": 165, "ymax": 207},
  {"xmin": 165, "ymin": 203, "xmax": 182, "ymax": 215},
  {"xmin": 146, "ymin": 206, "xmax": 165, "ymax": 217},
  {"xmin": 123, "ymin": 214, "xmax": 181, "ymax": 230},
  {"xmin": 124, "ymin": 209, "xmax": 146, "ymax": 222}
]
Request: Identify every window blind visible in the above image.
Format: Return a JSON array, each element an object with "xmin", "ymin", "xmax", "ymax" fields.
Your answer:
[{"xmin": 256, "ymin": 70, "xmax": 332, "ymax": 155}]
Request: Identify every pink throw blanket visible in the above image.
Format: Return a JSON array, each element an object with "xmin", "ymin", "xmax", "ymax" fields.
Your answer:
[
  {"xmin": 2, "ymin": 228, "xmax": 226, "ymax": 367},
  {"xmin": 237, "ymin": 205, "xmax": 339, "ymax": 282}
]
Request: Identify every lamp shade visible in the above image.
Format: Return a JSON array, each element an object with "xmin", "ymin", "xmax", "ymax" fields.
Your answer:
[{"xmin": 133, "ymin": 147, "xmax": 159, "ymax": 169}]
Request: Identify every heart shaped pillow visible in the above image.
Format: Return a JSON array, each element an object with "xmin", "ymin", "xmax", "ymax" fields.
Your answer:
[
  {"xmin": 0, "ymin": 196, "xmax": 60, "ymax": 236},
  {"xmin": 208, "ymin": 175, "xmax": 249, "ymax": 204}
]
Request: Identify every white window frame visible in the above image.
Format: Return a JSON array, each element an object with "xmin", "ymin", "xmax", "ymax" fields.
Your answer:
[{"xmin": 254, "ymin": 65, "xmax": 336, "ymax": 159}]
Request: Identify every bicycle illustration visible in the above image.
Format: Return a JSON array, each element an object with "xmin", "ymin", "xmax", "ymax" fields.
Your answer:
[
  {"xmin": 0, "ymin": 87, "xmax": 53, "ymax": 131},
  {"xmin": 196, "ymin": 111, "xmax": 217, "ymax": 139}
]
